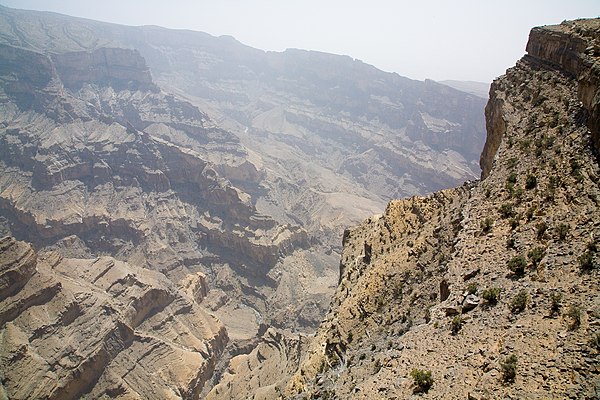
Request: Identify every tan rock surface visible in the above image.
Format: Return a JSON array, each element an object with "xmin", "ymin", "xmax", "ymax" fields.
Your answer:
[{"xmin": 0, "ymin": 237, "xmax": 227, "ymax": 399}]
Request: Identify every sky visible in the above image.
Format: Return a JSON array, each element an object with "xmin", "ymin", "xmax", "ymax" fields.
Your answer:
[{"xmin": 1, "ymin": 1, "xmax": 599, "ymax": 82}]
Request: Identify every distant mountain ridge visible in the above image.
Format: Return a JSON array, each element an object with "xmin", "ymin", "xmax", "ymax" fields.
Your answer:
[
  {"xmin": 0, "ymin": 5, "xmax": 486, "ymax": 248},
  {"xmin": 439, "ymin": 79, "xmax": 491, "ymax": 99}
]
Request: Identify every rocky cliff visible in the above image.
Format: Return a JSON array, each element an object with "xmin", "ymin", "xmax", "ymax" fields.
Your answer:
[{"xmin": 283, "ymin": 18, "xmax": 600, "ymax": 399}]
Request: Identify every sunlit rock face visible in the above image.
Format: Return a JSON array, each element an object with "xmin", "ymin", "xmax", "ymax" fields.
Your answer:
[{"xmin": 0, "ymin": 236, "xmax": 228, "ymax": 399}]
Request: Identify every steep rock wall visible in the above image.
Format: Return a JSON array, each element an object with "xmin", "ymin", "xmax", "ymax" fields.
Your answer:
[
  {"xmin": 52, "ymin": 47, "xmax": 157, "ymax": 91},
  {"xmin": 481, "ymin": 18, "xmax": 600, "ymax": 179},
  {"xmin": 286, "ymin": 18, "xmax": 600, "ymax": 399}
]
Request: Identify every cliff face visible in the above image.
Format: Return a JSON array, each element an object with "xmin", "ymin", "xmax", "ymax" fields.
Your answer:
[
  {"xmin": 481, "ymin": 19, "xmax": 600, "ymax": 179},
  {"xmin": 52, "ymin": 47, "xmax": 157, "ymax": 91},
  {"xmin": 284, "ymin": 19, "xmax": 600, "ymax": 399}
]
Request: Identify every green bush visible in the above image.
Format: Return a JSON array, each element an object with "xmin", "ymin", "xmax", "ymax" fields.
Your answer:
[
  {"xmin": 482, "ymin": 287, "xmax": 501, "ymax": 305},
  {"xmin": 451, "ymin": 315, "xmax": 464, "ymax": 335},
  {"xmin": 527, "ymin": 247, "xmax": 545, "ymax": 267},
  {"xmin": 506, "ymin": 237, "xmax": 516, "ymax": 249},
  {"xmin": 519, "ymin": 139, "xmax": 531, "ymax": 151},
  {"xmin": 513, "ymin": 187, "xmax": 525, "ymax": 202},
  {"xmin": 501, "ymin": 354, "xmax": 518, "ymax": 383},
  {"xmin": 548, "ymin": 175, "xmax": 560, "ymax": 189},
  {"xmin": 525, "ymin": 174, "xmax": 537, "ymax": 189},
  {"xmin": 536, "ymin": 222, "xmax": 548, "ymax": 240},
  {"xmin": 556, "ymin": 223, "xmax": 570, "ymax": 241},
  {"xmin": 410, "ymin": 368, "xmax": 433, "ymax": 393},
  {"xmin": 579, "ymin": 251, "xmax": 595, "ymax": 271},
  {"xmin": 570, "ymin": 159, "xmax": 584, "ymax": 182},
  {"xmin": 550, "ymin": 291, "xmax": 562, "ymax": 315},
  {"xmin": 525, "ymin": 206, "xmax": 536, "ymax": 221},
  {"xmin": 481, "ymin": 217, "xmax": 493, "ymax": 233},
  {"xmin": 567, "ymin": 305, "xmax": 582, "ymax": 331},
  {"xmin": 510, "ymin": 290, "xmax": 529, "ymax": 313},
  {"xmin": 499, "ymin": 203, "xmax": 515, "ymax": 219},
  {"xmin": 507, "ymin": 255, "xmax": 527, "ymax": 277},
  {"xmin": 466, "ymin": 283, "xmax": 478, "ymax": 295}
]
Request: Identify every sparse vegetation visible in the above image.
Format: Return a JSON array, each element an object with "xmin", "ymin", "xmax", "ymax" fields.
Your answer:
[
  {"xmin": 410, "ymin": 368, "xmax": 433, "ymax": 393},
  {"xmin": 525, "ymin": 174, "xmax": 537, "ymax": 189},
  {"xmin": 451, "ymin": 315, "xmax": 464, "ymax": 335},
  {"xmin": 507, "ymin": 172, "xmax": 517, "ymax": 184},
  {"xmin": 508, "ymin": 255, "xmax": 527, "ymax": 277},
  {"xmin": 506, "ymin": 157, "xmax": 519, "ymax": 169},
  {"xmin": 482, "ymin": 287, "xmax": 501, "ymax": 305},
  {"xmin": 525, "ymin": 206, "xmax": 536, "ymax": 221},
  {"xmin": 499, "ymin": 203, "xmax": 515, "ymax": 219},
  {"xmin": 481, "ymin": 217, "xmax": 493, "ymax": 233},
  {"xmin": 466, "ymin": 283, "xmax": 478, "ymax": 295},
  {"xmin": 579, "ymin": 251, "xmax": 595, "ymax": 271},
  {"xmin": 556, "ymin": 223, "xmax": 570, "ymax": 241},
  {"xmin": 510, "ymin": 290, "xmax": 528, "ymax": 313},
  {"xmin": 549, "ymin": 173, "xmax": 560, "ymax": 185},
  {"xmin": 570, "ymin": 158, "xmax": 584, "ymax": 182},
  {"xmin": 506, "ymin": 237, "xmax": 516, "ymax": 249},
  {"xmin": 509, "ymin": 218, "xmax": 519, "ymax": 230},
  {"xmin": 501, "ymin": 354, "xmax": 518, "ymax": 383},
  {"xmin": 579, "ymin": 242, "xmax": 597, "ymax": 271},
  {"xmin": 536, "ymin": 222, "xmax": 548, "ymax": 240},
  {"xmin": 567, "ymin": 305, "xmax": 582, "ymax": 330},
  {"xmin": 550, "ymin": 291, "xmax": 562, "ymax": 315},
  {"xmin": 513, "ymin": 187, "xmax": 525, "ymax": 203},
  {"xmin": 527, "ymin": 247, "xmax": 545, "ymax": 267},
  {"xmin": 519, "ymin": 139, "xmax": 531, "ymax": 152}
]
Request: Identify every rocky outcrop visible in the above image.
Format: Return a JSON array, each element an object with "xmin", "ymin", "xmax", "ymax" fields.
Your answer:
[
  {"xmin": 52, "ymin": 47, "xmax": 157, "ymax": 91},
  {"xmin": 206, "ymin": 327, "xmax": 309, "ymax": 399},
  {"xmin": 0, "ymin": 41, "xmax": 309, "ymax": 277},
  {"xmin": 284, "ymin": 19, "xmax": 600, "ymax": 399},
  {"xmin": 0, "ymin": 235, "xmax": 36, "ymax": 299},
  {"xmin": 0, "ymin": 237, "xmax": 228, "ymax": 399},
  {"xmin": 482, "ymin": 18, "xmax": 600, "ymax": 178},
  {"xmin": 0, "ymin": 40, "xmax": 319, "ymax": 397}
]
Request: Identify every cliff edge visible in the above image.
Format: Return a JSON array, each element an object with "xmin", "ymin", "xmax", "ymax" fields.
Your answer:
[{"xmin": 284, "ymin": 18, "xmax": 600, "ymax": 399}]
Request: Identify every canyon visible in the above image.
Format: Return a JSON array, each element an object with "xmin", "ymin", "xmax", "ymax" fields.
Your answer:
[
  {"xmin": 1, "ymin": 4, "xmax": 597, "ymax": 400},
  {"xmin": 0, "ymin": 4, "xmax": 487, "ymax": 398}
]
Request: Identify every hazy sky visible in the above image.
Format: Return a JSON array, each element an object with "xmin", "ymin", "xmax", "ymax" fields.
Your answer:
[{"xmin": 1, "ymin": 1, "xmax": 599, "ymax": 82}]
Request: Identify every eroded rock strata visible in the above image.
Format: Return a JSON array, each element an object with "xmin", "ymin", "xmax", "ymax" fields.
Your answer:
[
  {"xmin": 0, "ymin": 236, "xmax": 227, "ymax": 399},
  {"xmin": 0, "ymin": 4, "xmax": 487, "ymax": 252}
]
